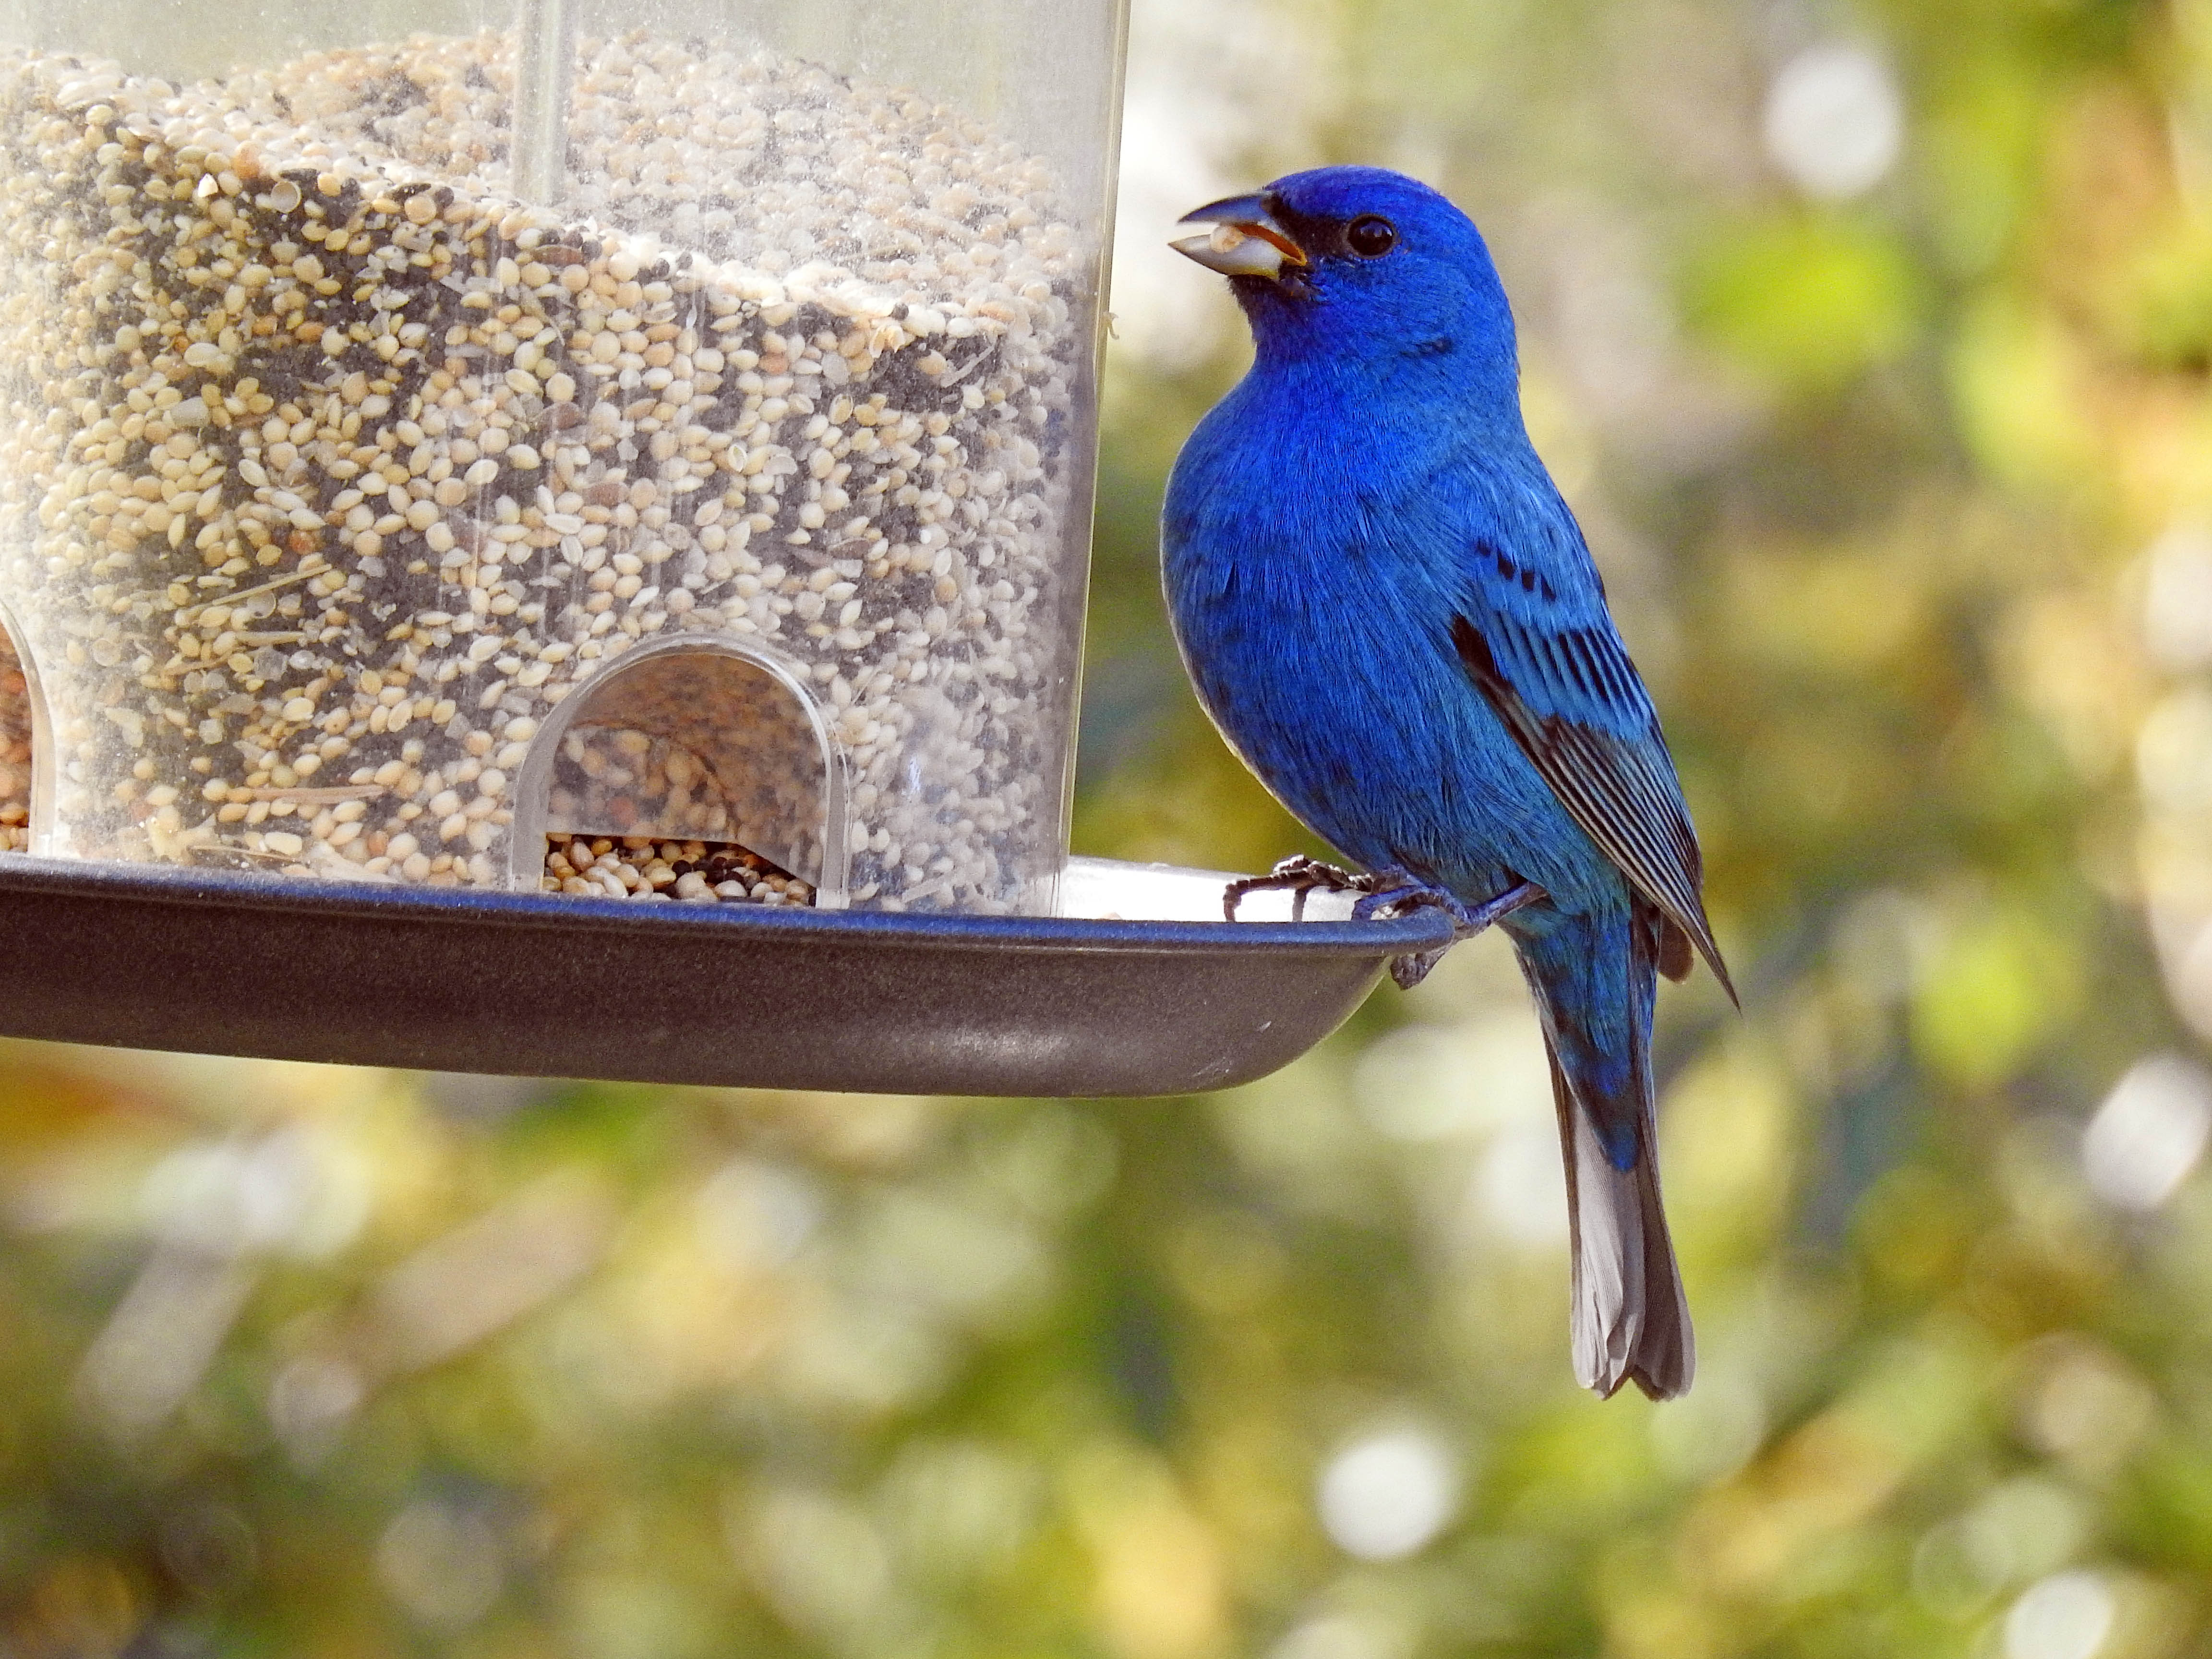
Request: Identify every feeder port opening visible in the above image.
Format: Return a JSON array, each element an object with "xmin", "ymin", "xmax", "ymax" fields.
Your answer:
[{"xmin": 506, "ymin": 634, "xmax": 849, "ymax": 907}]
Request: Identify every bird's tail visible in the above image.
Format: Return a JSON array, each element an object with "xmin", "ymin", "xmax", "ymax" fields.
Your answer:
[{"xmin": 1515, "ymin": 901, "xmax": 1693, "ymax": 1400}]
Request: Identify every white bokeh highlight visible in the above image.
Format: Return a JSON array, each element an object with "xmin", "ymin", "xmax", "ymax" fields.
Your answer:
[
  {"xmin": 1268, "ymin": 1613, "xmax": 1410, "ymax": 1659},
  {"xmin": 1315, "ymin": 1428, "xmax": 1461, "ymax": 1561},
  {"xmin": 1762, "ymin": 44, "xmax": 1904, "ymax": 200},
  {"xmin": 2004, "ymin": 1570, "xmax": 2116, "ymax": 1659},
  {"xmin": 1649, "ymin": 1369, "xmax": 1768, "ymax": 1482},
  {"xmin": 1107, "ymin": 0, "xmax": 1328, "ymax": 370},
  {"xmin": 376, "ymin": 1498, "xmax": 505, "ymax": 1630},
  {"xmin": 2082, "ymin": 1054, "xmax": 2212, "ymax": 1212},
  {"xmin": 2144, "ymin": 522, "xmax": 2212, "ymax": 670},
  {"xmin": 1471, "ymin": 1118, "xmax": 1571, "ymax": 1247},
  {"xmin": 1352, "ymin": 1010, "xmax": 1567, "ymax": 1247}
]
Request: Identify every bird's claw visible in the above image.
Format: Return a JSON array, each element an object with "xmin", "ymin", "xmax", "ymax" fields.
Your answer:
[
  {"xmin": 1222, "ymin": 854, "xmax": 1372, "ymax": 922},
  {"xmin": 1223, "ymin": 860, "xmax": 1547, "ymax": 990}
]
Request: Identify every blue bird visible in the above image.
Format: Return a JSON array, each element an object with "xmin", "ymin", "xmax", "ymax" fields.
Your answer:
[{"xmin": 1163, "ymin": 167, "xmax": 1732, "ymax": 1400}]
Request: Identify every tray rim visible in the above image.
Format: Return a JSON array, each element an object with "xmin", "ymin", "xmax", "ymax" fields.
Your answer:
[{"xmin": 0, "ymin": 852, "xmax": 1458, "ymax": 959}]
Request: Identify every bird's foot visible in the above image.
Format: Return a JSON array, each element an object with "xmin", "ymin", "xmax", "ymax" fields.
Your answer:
[
  {"xmin": 1222, "ymin": 854, "xmax": 1373, "ymax": 922},
  {"xmin": 1223, "ymin": 860, "xmax": 1547, "ymax": 989},
  {"xmin": 1349, "ymin": 871, "xmax": 1548, "ymax": 987},
  {"xmin": 1350, "ymin": 870, "xmax": 1546, "ymax": 933}
]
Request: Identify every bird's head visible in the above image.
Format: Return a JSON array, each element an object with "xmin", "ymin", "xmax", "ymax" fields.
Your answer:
[{"xmin": 1172, "ymin": 167, "xmax": 1517, "ymax": 397}]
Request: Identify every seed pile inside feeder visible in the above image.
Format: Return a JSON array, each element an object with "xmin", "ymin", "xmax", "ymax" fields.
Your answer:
[
  {"xmin": 0, "ymin": 630, "xmax": 28, "ymax": 853},
  {"xmin": 0, "ymin": 32, "xmax": 1089, "ymax": 910},
  {"xmin": 543, "ymin": 832, "xmax": 813, "ymax": 906}
]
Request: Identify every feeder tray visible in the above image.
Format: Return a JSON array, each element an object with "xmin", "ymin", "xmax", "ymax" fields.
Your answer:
[{"xmin": 0, "ymin": 855, "xmax": 1453, "ymax": 1096}]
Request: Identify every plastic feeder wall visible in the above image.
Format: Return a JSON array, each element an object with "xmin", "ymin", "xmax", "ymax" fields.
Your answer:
[{"xmin": 0, "ymin": 0, "xmax": 1124, "ymax": 916}]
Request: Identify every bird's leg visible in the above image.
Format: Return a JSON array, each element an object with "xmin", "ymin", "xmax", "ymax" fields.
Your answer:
[
  {"xmin": 1347, "ymin": 873, "xmax": 1549, "ymax": 991},
  {"xmin": 1351, "ymin": 871, "xmax": 1546, "ymax": 934},
  {"xmin": 1222, "ymin": 854, "xmax": 1371, "ymax": 922}
]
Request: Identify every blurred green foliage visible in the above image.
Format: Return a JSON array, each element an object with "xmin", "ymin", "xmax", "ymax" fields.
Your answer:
[{"xmin": 8, "ymin": 0, "xmax": 2212, "ymax": 1655}]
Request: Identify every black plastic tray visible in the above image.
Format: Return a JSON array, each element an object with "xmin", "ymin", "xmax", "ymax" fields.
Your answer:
[{"xmin": 0, "ymin": 856, "xmax": 1452, "ymax": 1096}]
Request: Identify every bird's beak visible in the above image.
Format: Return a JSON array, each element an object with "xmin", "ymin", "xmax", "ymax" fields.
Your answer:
[{"xmin": 1170, "ymin": 193, "xmax": 1308, "ymax": 280}]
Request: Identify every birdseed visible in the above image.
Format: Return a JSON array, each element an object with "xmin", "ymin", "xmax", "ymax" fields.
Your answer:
[
  {"xmin": 0, "ymin": 628, "xmax": 28, "ymax": 853},
  {"xmin": 0, "ymin": 32, "xmax": 1091, "ymax": 911},
  {"xmin": 541, "ymin": 832, "xmax": 813, "ymax": 906}
]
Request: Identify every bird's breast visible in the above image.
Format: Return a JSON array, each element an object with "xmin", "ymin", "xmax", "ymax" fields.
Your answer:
[{"xmin": 1162, "ymin": 433, "xmax": 1618, "ymax": 909}]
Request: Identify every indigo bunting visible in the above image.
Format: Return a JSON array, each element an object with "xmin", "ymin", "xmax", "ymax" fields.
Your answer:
[{"xmin": 1164, "ymin": 168, "xmax": 1732, "ymax": 1400}]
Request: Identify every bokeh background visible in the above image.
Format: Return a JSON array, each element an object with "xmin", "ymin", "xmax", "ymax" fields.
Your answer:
[{"xmin": 8, "ymin": 0, "xmax": 2212, "ymax": 1654}]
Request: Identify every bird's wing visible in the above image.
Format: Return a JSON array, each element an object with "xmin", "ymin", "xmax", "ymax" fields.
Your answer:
[{"xmin": 1450, "ymin": 527, "xmax": 1733, "ymax": 1000}]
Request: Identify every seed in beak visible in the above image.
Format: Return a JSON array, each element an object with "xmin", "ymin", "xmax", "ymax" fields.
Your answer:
[{"xmin": 1169, "ymin": 219, "xmax": 1291, "ymax": 279}]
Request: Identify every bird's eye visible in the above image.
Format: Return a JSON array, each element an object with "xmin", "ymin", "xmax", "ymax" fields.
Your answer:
[{"xmin": 1346, "ymin": 215, "xmax": 1397, "ymax": 258}]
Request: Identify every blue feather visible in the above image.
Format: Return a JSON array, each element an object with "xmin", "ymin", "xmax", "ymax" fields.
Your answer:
[{"xmin": 1162, "ymin": 166, "xmax": 1727, "ymax": 1399}]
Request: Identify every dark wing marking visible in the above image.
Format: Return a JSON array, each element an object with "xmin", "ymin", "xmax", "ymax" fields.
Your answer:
[
  {"xmin": 1453, "ymin": 613, "xmax": 1735, "ymax": 1001},
  {"xmin": 1656, "ymin": 913, "xmax": 1694, "ymax": 982}
]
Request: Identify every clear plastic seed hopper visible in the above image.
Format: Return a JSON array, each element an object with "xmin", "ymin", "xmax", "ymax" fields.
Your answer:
[{"xmin": 0, "ymin": 0, "xmax": 1450, "ymax": 1094}]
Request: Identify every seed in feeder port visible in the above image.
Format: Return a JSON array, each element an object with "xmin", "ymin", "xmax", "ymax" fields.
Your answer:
[
  {"xmin": 0, "ymin": 631, "xmax": 29, "ymax": 854},
  {"xmin": 0, "ymin": 29, "xmax": 1093, "ymax": 912},
  {"xmin": 540, "ymin": 833, "xmax": 812, "ymax": 907}
]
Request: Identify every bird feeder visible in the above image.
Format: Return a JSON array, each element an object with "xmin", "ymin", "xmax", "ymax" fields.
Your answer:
[{"xmin": 0, "ymin": 0, "xmax": 1451, "ymax": 1095}]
